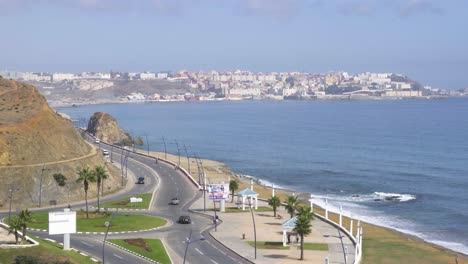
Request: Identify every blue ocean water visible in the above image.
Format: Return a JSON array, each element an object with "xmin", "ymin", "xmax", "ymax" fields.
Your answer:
[{"xmin": 59, "ymin": 98, "xmax": 468, "ymax": 253}]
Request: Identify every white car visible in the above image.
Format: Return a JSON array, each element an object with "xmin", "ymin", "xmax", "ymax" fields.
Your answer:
[
  {"xmin": 102, "ymin": 150, "xmax": 109, "ymax": 156},
  {"xmin": 95, "ymin": 139, "xmax": 100, "ymax": 144}
]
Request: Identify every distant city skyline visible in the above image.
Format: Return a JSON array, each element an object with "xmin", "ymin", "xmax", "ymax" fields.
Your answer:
[{"xmin": 1, "ymin": 0, "xmax": 467, "ymax": 89}]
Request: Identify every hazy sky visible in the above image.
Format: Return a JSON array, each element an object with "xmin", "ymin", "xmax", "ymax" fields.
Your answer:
[{"xmin": 0, "ymin": 0, "xmax": 467, "ymax": 88}]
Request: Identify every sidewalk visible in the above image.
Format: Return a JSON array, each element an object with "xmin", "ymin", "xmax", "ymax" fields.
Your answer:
[{"xmin": 191, "ymin": 195, "xmax": 355, "ymax": 264}]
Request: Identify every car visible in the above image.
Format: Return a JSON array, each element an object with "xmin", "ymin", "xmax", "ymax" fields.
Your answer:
[
  {"xmin": 136, "ymin": 177, "xmax": 145, "ymax": 184},
  {"xmin": 171, "ymin": 198, "xmax": 180, "ymax": 205},
  {"xmin": 102, "ymin": 150, "xmax": 109, "ymax": 156},
  {"xmin": 178, "ymin": 215, "xmax": 191, "ymax": 224},
  {"xmin": 95, "ymin": 139, "xmax": 100, "ymax": 144}
]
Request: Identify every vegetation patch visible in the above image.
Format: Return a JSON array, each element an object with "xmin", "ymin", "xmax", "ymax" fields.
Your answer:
[
  {"xmin": 247, "ymin": 241, "xmax": 290, "ymax": 250},
  {"xmin": 109, "ymin": 238, "xmax": 171, "ymax": 264},
  {"xmin": 99, "ymin": 193, "xmax": 152, "ymax": 209},
  {"xmin": 0, "ymin": 236, "xmax": 96, "ymax": 264},
  {"xmin": 21, "ymin": 211, "xmax": 166, "ymax": 232},
  {"xmin": 298, "ymin": 243, "xmax": 328, "ymax": 251}
]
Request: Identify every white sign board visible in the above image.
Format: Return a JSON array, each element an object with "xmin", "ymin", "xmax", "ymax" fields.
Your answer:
[
  {"xmin": 49, "ymin": 211, "xmax": 76, "ymax": 235},
  {"xmin": 130, "ymin": 197, "xmax": 143, "ymax": 203}
]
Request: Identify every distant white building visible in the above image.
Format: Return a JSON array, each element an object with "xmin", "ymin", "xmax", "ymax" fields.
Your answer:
[
  {"xmin": 157, "ymin": 73, "xmax": 168, "ymax": 79},
  {"xmin": 127, "ymin": 92, "xmax": 146, "ymax": 101},
  {"xmin": 52, "ymin": 73, "xmax": 76, "ymax": 82},
  {"xmin": 138, "ymin": 72, "xmax": 156, "ymax": 80}
]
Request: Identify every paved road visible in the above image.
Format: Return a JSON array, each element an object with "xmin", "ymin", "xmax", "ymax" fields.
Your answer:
[{"xmin": 0, "ymin": 132, "xmax": 250, "ymax": 264}]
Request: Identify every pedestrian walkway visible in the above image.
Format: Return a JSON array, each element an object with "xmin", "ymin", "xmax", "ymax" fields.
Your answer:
[{"xmin": 190, "ymin": 196, "xmax": 355, "ymax": 264}]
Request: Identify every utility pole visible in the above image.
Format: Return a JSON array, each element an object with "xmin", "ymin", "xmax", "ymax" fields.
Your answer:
[
  {"xmin": 145, "ymin": 134, "xmax": 150, "ymax": 156},
  {"xmin": 183, "ymin": 144, "xmax": 190, "ymax": 173},
  {"xmin": 174, "ymin": 140, "xmax": 181, "ymax": 165},
  {"xmin": 38, "ymin": 164, "xmax": 50, "ymax": 208},
  {"xmin": 161, "ymin": 136, "xmax": 167, "ymax": 160}
]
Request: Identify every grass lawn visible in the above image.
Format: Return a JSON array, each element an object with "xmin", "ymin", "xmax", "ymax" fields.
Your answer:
[
  {"xmin": 109, "ymin": 238, "xmax": 171, "ymax": 264},
  {"xmin": 22, "ymin": 211, "xmax": 166, "ymax": 232},
  {"xmin": 0, "ymin": 236, "xmax": 97, "ymax": 264},
  {"xmin": 99, "ymin": 193, "xmax": 153, "ymax": 209},
  {"xmin": 247, "ymin": 241, "xmax": 290, "ymax": 250},
  {"xmin": 312, "ymin": 207, "xmax": 468, "ymax": 264},
  {"xmin": 298, "ymin": 243, "xmax": 328, "ymax": 251}
]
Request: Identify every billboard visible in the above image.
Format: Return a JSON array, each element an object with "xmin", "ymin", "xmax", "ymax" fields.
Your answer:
[
  {"xmin": 208, "ymin": 183, "xmax": 229, "ymax": 200},
  {"xmin": 49, "ymin": 211, "xmax": 76, "ymax": 235}
]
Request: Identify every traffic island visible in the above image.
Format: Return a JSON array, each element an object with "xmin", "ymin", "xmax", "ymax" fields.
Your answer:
[{"xmin": 108, "ymin": 238, "xmax": 171, "ymax": 264}]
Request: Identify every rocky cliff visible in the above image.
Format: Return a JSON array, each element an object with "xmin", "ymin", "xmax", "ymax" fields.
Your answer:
[
  {"xmin": 0, "ymin": 79, "xmax": 121, "ymax": 208},
  {"xmin": 86, "ymin": 112, "xmax": 143, "ymax": 146}
]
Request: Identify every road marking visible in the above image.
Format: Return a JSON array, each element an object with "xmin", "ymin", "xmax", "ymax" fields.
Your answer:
[
  {"xmin": 81, "ymin": 241, "xmax": 93, "ymax": 247},
  {"xmin": 113, "ymin": 254, "xmax": 124, "ymax": 259},
  {"xmin": 195, "ymin": 248, "xmax": 204, "ymax": 255},
  {"xmin": 210, "ymin": 260, "xmax": 219, "ymax": 264}
]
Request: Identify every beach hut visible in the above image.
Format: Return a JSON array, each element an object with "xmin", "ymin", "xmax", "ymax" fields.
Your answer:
[
  {"xmin": 237, "ymin": 188, "xmax": 258, "ymax": 211},
  {"xmin": 281, "ymin": 216, "xmax": 297, "ymax": 246}
]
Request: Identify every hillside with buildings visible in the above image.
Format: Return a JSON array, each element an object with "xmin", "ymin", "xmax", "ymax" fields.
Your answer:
[{"xmin": 1, "ymin": 70, "xmax": 466, "ymax": 106}]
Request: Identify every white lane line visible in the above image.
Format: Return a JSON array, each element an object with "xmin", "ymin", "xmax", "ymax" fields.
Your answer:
[
  {"xmin": 194, "ymin": 248, "xmax": 204, "ymax": 255},
  {"xmin": 81, "ymin": 241, "xmax": 93, "ymax": 247},
  {"xmin": 210, "ymin": 260, "xmax": 219, "ymax": 264},
  {"xmin": 113, "ymin": 254, "xmax": 124, "ymax": 259}
]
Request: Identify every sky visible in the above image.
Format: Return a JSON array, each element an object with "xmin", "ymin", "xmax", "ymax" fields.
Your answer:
[{"xmin": 0, "ymin": 0, "xmax": 467, "ymax": 89}]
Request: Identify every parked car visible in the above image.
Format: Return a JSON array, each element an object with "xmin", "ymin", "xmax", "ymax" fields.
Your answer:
[
  {"xmin": 95, "ymin": 139, "xmax": 100, "ymax": 144},
  {"xmin": 178, "ymin": 215, "xmax": 191, "ymax": 224},
  {"xmin": 171, "ymin": 198, "xmax": 180, "ymax": 205},
  {"xmin": 137, "ymin": 177, "xmax": 145, "ymax": 184},
  {"xmin": 102, "ymin": 149, "xmax": 109, "ymax": 156}
]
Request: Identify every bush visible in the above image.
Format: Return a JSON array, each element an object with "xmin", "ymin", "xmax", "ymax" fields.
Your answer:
[{"xmin": 14, "ymin": 255, "xmax": 42, "ymax": 264}]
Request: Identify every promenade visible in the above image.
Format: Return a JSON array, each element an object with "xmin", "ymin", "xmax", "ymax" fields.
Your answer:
[{"xmin": 191, "ymin": 196, "xmax": 355, "ymax": 264}]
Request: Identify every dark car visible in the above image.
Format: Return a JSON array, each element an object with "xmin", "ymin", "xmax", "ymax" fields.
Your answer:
[
  {"xmin": 137, "ymin": 177, "xmax": 145, "ymax": 184},
  {"xmin": 178, "ymin": 215, "xmax": 191, "ymax": 224}
]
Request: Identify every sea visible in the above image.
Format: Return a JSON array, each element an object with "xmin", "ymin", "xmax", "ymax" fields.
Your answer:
[{"xmin": 59, "ymin": 98, "xmax": 468, "ymax": 254}]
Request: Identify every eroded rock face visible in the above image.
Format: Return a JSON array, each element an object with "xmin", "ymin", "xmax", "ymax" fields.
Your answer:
[{"xmin": 86, "ymin": 112, "xmax": 131, "ymax": 144}]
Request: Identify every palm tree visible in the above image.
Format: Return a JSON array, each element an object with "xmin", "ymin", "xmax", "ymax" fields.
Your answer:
[
  {"xmin": 268, "ymin": 195, "xmax": 281, "ymax": 217},
  {"xmin": 297, "ymin": 205, "xmax": 314, "ymax": 220},
  {"xmin": 76, "ymin": 167, "xmax": 96, "ymax": 218},
  {"xmin": 294, "ymin": 205, "xmax": 313, "ymax": 260},
  {"xmin": 7, "ymin": 215, "xmax": 21, "ymax": 244},
  {"xmin": 284, "ymin": 195, "xmax": 298, "ymax": 218},
  {"xmin": 94, "ymin": 165, "xmax": 108, "ymax": 213},
  {"xmin": 229, "ymin": 179, "xmax": 239, "ymax": 202},
  {"xmin": 18, "ymin": 208, "xmax": 32, "ymax": 243}
]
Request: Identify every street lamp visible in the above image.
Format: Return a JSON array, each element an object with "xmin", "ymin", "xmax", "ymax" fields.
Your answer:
[
  {"xmin": 102, "ymin": 208, "xmax": 119, "ymax": 264},
  {"xmin": 161, "ymin": 136, "xmax": 167, "ymax": 160},
  {"xmin": 8, "ymin": 187, "xmax": 19, "ymax": 224},
  {"xmin": 145, "ymin": 134, "xmax": 150, "ymax": 156},
  {"xmin": 183, "ymin": 230, "xmax": 205, "ymax": 264},
  {"xmin": 183, "ymin": 144, "xmax": 190, "ymax": 174},
  {"xmin": 247, "ymin": 196, "xmax": 257, "ymax": 259},
  {"xmin": 39, "ymin": 164, "xmax": 51, "ymax": 208},
  {"xmin": 173, "ymin": 140, "xmax": 181, "ymax": 165}
]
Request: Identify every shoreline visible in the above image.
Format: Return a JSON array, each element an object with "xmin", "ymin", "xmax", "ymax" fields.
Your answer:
[{"xmin": 140, "ymin": 149, "xmax": 468, "ymax": 262}]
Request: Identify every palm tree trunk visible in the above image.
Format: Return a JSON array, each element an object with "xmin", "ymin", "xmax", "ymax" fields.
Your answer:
[
  {"xmin": 273, "ymin": 206, "xmax": 277, "ymax": 217},
  {"xmin": 15, "ymin": 231, "xmax": 19, "ymax": 244},
  {"xmin": 101, "ymin": 179, "xmax": 104, "ymax": 194},
  {"xmin": 85, "ymin": 191, "xmax": 89, "ymax": 219},
  {"xmin": 97, "ymin": 182, "xmax": 101, "ymax": 213},
  {"xmin": 22, "ymin": 225, "xmax": 27, "ymax": 243},
  {"xmin": 231, "ymin": 191, "xmax": 234, "ymax": 202},
  {"xmin": 300, "ymin": 234, "xmax": 304, "ymax": 260}
]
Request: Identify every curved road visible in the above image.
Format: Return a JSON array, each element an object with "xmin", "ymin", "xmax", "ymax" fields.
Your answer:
[{"xmin": 2, "ymin": 133, "xmax": 251, "ymax": 264}]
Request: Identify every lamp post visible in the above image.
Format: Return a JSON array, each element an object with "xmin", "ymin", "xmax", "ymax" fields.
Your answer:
[
  {"xmin": 247, "ymin": 197, "xmax": 257, "ymax": 259},
  {"xmin": 145, "ymin": 134, "xmax": 150, "ymax": 156},
  {"xmin": 39, "ymin": 164, "xmax": 51, "ymax": 208},
  {"xmin": 161, "ymin": 136, "xmax": 167, "ymax": 160},
  {"xmin": 173, "ymin": 140, "xmax": 181, "ymax": 165},
  {"xmin": 183, "ymin": 144, "xmax": 190, "ymax": 173},
  {"xmin": 102, "ymin": 208, "xmax": 119, "ymax": 264},
  {"xmin": 8, "ymin": 187, "xmax": 19, "ymax": 224},
  {"xmin": 183, "ymin": 230, "xmax": 205, "ymax": 264}
]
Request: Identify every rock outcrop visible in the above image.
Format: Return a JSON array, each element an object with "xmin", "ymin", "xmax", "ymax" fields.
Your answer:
[{"xmin": 86, "ymin": 112, "xmax": 143, "ymax": 146}]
